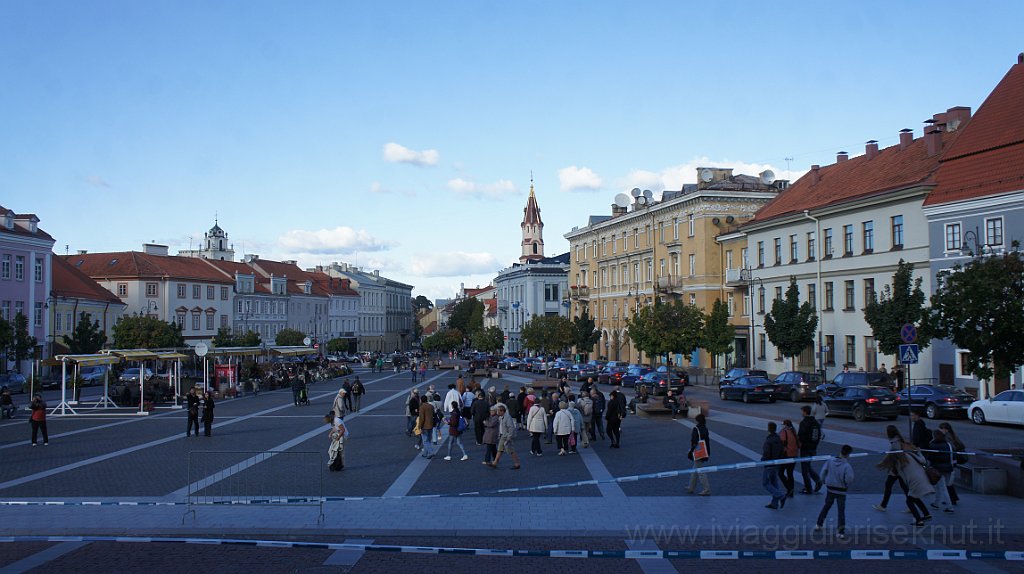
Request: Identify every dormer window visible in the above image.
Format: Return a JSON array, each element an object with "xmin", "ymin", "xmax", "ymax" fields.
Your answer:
[
  {"xmin": 3, "ymin": 215, "xmax": 12, "ymax": 229},
  {"xmin": 304, "ymin": 281, "xmax": 312, "ymax": 294}
]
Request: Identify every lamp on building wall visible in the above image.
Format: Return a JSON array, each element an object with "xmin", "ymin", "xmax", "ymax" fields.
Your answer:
[
  {"xmin": 139, "ymin": 300, "xmax": 158, "ymax": 317},
  {"xmin": 961, "ymin": 227, "xmax": 984, "ymax": 256}
]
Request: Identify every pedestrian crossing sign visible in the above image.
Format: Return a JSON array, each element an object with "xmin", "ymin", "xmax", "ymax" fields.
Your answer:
[{"xmin": 899, "ymin": 344, "xmax": 919, "ymax": 365}]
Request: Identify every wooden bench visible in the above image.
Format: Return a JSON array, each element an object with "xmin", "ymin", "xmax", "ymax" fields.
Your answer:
[
  {"xmin": 955, "ymin": 463, "xmax": 1008, "ymax": 494},
  {"xmin": 637, "ymin": 401, "xmax": 674, "ymax": 418}
]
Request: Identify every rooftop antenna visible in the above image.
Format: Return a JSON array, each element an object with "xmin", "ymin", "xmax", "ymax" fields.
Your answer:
[
  {"xmin": 64, "ymin": 244, "xmax": 69, "ymax": 255},
  {"xmin": 784, "ymin": 156, "xmax": 793, "ymax": 179}
]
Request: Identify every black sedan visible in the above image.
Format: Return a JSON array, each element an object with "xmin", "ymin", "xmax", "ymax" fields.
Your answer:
[
  {"xmin": 771, "ymin": 371, "xmax": 823, "ymax": 402},
  {"xmin": 823, "ymin": 385, "xmax": 899, "ymax": 421},
  {"xmin": 635, "ymin": 370, "xmax": 684, "ymax": 395},
  {"xmin": 719, "ymin": 368, "xmax": 768, "ymax": 389},
  {"xmin": 596, "ymin": 366, "xmax": 627, "ymax": 384},
  {"xmin": 719, "ymin": 375, "xmax": 778, "ymax": 403},
  {"xmin": 620, "ymin": 366, "xmax": 653, "ymax": 387},
  {"xmin": 897, "ymin": 384, "xmax": 973, "ymax": 419}
]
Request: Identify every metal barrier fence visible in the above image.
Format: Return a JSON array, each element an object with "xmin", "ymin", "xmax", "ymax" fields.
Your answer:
[{"xmin": 184, "ymin": 450, "xmax": 323, "ymax": 522}]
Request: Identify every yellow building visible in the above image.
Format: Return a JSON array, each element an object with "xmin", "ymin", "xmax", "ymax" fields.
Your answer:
[{"xmin": 563, "ymin": 168, "xmax": 783, "ymax": 368}]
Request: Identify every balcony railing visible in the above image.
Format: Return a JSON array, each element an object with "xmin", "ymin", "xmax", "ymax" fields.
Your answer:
[
  {"xmin": 569, "ymin": 285, "xmax": 590, "ymax": 300},
  {"xmin": 655, "ymin": 276, "xmax": 683, "ymax": 291},
  {"xmin": 725, "ymin": 267, "xmax": 745, "ymax": 286}
]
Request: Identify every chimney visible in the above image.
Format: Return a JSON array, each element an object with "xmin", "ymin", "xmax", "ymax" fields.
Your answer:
[
  {"xmin": 283, "ymin": 260, "xmax": 297, "ymax": 266},
  {"xmin": 341, "ymin": 278, "xmax": 350, "ymax": 289},
  {"xmin": 810, "ymin": 165, "xmax": 821, "ymax": 185},
  {"xmin": 865, "ymin": 140, "xmax": 879, "ymax": 160},
  {"xmin": 142, "ymin": 243, "xmax": 169, "ymax": 256},
  {"xmin": 611, "ymin": 204, "xmax": 627, "ymax": 217},
  {"xmin": 836, "ymin": 151, "xmax": 849, "ymax": 163},
  {"xmin": 899, "ymin": 128, "xmax": 914, "ymax": 150},
  {"xmin": 77, "ymin": 249, "xmax": 88, "ymax": 255},
  {"xmin": 244, "ymin": 254, "xmax": 259, "ymax": 263},
  {"xmin": 924, "ymin": 117, "xmax": 943, "ymax": 157},
  {"xmin": 944, "ymin": 106, "xmax": 971, "ymax": 132}
]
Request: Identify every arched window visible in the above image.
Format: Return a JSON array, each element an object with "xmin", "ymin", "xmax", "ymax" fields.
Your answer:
[{"xmin": 533, "ymin": 243, "xmax": 538, "ymax": 254}]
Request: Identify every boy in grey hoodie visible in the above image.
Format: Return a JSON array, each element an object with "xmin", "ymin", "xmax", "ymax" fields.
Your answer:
[{"xmin": 815, "ymin": 444, "xmax": 855, "ymax": 537}]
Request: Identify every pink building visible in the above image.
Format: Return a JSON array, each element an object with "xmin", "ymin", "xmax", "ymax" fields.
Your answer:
[{"xmin": 0, "ymin": 206, "xmax": 55, "ymax": 368}]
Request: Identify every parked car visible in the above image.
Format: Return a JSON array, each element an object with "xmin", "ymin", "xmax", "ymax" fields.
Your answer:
[
  {"xmin": 119, "ymin": 368, "xmax": 154, "ymax": 383},
  {"xmin": 518, "ymin": 357, "xmax": 537, "ymax": 372},
  {"xmin": 719, "ymin": 375, "xmax": 778, "ymax": 403},
  {"xmin": 573, "ymin": 360, "xmax": 606, "ymax": 381},
  {"xmin": 0, "ymin": 372, "xmax": 28, "ymax": 394},
  {"xmin": 80, "ymin": 365, "xmax": 110, "ymax": 386},
  {"xmin": 498, "ymin": 357, "xmax": 521, "ymax": 370},
  {"xmin": 896, "ymin": 384, "xmax": 974, "ymax": 419},
  {"xmin": 719, "ymin": 368, "xmax": 768, "ymax": 388},
  {"xmin": 620, "ymin": 366, "xmax": 653, "ymax": 387},
  {"xmin": 969, "ymin": 390, "xmax": 1024, "ymax": 426},
  {"xmin": 815, "ymin": 371, "xmax": 891, "ymax": 395},
  {"xmin": 771, "ymin": 371, "xmax": 823, "ymax": 402},
  {"xmin": 823, "ymin": 385, "xmax": 899, "ymax": 421},
  {"xmin": 596, "ymin": 366, "xmax": 626, "ymax": 384},
  {"xmin": 636, "ymin": 369, "xmax": 685, "ymax": 395},
  {"xmin": 546, "ymin": 359, "xmax": 575, "ymax": 378}
]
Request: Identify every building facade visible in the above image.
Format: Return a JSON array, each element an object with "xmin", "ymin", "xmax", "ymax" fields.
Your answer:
[
  {"xmin": 495, "ymin": 253, "xmax": 570, "ymax": 354},
  {"xmin": 0, "ymin": 207, "xmax": 55, "ymax": 369},
  {"xmin": 50, "ymin": 256, "xmax": 126, "ymax": 353},
  {"xmin": 564, "ymin": 169, "xmax": 780, "ymax": 366}
]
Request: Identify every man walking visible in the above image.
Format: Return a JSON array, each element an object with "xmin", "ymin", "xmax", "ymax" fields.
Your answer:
[
  {"xmin": 489, "ymin": 403, "xmax": 521, "ymax": 469},
  {"xmin": 798, "ymin": 405, "xmax": 824, "ymax": 494},
  {"xmin": 417, "ymin": 396, "xmax": 437, "ymax": 458},
  {"xmin": 405, "ymin": 388, "xmax": 420, "ymax": 436},
  {"xmin": 185, "ymin": 387, "xmax": 201, "ymax": 437},
  {"xmin": 351, "ymin": 377, "xmax": 365, "ymax": 412},
  {"xmin": 590, "ymin": 389, "xmax": 606, "ymax": 441},
  {"xmin": 762, "ymin": 422, "xmax": 787, "ymax": 509},
  {"xmin": 815, "ymin": 444, "xmax": 855, "ymax": 538}
]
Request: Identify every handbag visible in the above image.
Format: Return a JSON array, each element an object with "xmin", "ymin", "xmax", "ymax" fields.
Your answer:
[
  {"xmin": 925, "ymin": 466, "xmax": 942, "ymax": 485},
  {"xmin": 692, "ymin": 439, "xmax": 709, "ymax": 462}
]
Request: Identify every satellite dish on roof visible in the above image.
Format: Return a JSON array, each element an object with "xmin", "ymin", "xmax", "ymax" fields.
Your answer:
[
  {"xmin": 642, "ymin": 189, "xmax": 653, "ymax": 200},
  {"xmin": 700, "ymin": 169, "xmax": 714, "ymax": 183},
  {"xmin": 759, "ymin": 170, "xmax": 776, "ymax": 185},
  {"xmin": 630, "ymin": 188, "xmax": 641, "ymax": 198},
  {"xmin": 614, "ymin": 193, "xmax": 631, "ymax": 208}
]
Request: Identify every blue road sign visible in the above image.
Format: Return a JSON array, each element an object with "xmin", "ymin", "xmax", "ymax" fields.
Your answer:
[
  {"xmin": 899, "ymin": 344, "xmax": 920, "ymax": 365},
  {"xmin": 900, "ymin": 324, "xmax": 918, "ymax": 344}
]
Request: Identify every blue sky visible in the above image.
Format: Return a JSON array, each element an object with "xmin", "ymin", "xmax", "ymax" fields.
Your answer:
[{"xmin": 2, "ymin": 1, "xmax": 1021, "ymax": 300}]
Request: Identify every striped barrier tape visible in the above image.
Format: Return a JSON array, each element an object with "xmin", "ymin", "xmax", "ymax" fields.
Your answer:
[
  {"xmin": 0, "ymin": 448, "xmax": 1015, "ymax": 507},
  {"xmin": 0, "ymin": 536, "xmax": 1020, "ymax": 560}
]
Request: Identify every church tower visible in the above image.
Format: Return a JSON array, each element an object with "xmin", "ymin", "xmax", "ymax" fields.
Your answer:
[
  {"xmin": 180, "ymin": 218, "xmax": 236, "ymax": 261},
  {"xmin": 520, "ymin": 179, "xmax": 544, "ymax": 263}
]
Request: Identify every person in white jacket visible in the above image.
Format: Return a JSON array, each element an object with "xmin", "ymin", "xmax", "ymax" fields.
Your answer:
[
  {"xmin": 553, "ymin": 401, "xmax": 574, "ymax": 455},
  {"xmin": 814, "ymin": 444, "xmax": 855, "ymax": 538},
  {"xmin": 443, "ymin": 384, "xmax": 462, "ymax": 415},
  {"xmin": 526, "ymin": 400, "xmax": 547, "ymax": 456}
]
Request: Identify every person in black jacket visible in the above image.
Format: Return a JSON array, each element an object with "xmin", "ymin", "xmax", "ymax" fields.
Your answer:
[
  {"xmin": 590, "ymin": 389, "xmax": 606, "ymax": 441},
  {"xmin": 686, "ymin": 413, "xmax": 711, "ymax": 495},
  {"xmin": 762, "ymin": 422, "xmax": 787, "ymax": 509},
  {"xmin": 185, "ymin": 387, "xmax": 201, "ymax": 437},
  {"xmin": 201, "ymin": 391, "xmax": 215, "ymax": 437},
  {"xmin": 797, "ymin": 406, "xmax": 824, "ymax": 494},
  {"xmin": 663, "ymin": 390, "xmax": 681, "ymax": 419},
  {"xmin": 910, "ymin": 412, "xmax": 930, "ymax": 449},
  {"xmin": 927, "ymin": 428, "xmax": 955, "ymax": 512},
  {"xmin": 606, "ymin": 390, "xmax": 624, "ymax": 448},
  {"xmin": 472, "ymin": 389, "xmax": 490, "ymax": 445}
]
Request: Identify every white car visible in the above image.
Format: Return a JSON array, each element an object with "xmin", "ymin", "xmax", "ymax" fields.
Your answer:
[{"xmin": 969, "ymin": 390, "xmax": 1024, "ymax": 426}]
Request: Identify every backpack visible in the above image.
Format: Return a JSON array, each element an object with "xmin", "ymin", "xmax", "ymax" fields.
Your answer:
[
  {"xmin": 580, "ymin": 398, "xmax": 593, "ymax": 417},
  {"xmin": 456, "ymin": 414, "xmax": 467, "ymax": 433}
]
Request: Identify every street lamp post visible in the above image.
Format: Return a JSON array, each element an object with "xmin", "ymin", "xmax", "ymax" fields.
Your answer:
[
  {"xmin": 743, "ymin": 267, "xmax": 763, "ymax": 369},
  {"xmin": 803, "ymin": 210, "xmax": 825, "ymax": 381}
]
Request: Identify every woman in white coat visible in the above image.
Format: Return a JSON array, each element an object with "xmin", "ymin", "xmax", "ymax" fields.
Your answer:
[
  {"xmin": 553, "ymin": 401, "xmax": 574, "ymax": 455},
  {"xmin": 526, "ymin": 399, "xmax": 547, "ymax": 456}
]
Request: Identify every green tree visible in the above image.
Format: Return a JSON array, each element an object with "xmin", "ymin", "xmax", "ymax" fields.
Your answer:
[
  {"xmin": 10, "ymin": 313, "xmax": 37, "ymax": 371},
  {"xmin": 275, "ymin": 328, "xmax": 307, "ymax": 346},
  {"xmin": 763, "ymin": 277, "xmax": 818, "ymax": 369},
  {"xmin": 66, "ymin": 313, "xmax": 107, "ymax": 354},
  {"xmin": 212, "ymin": 327, "xmax": 236, "ymax": 347},
  {"xmin": 930, "ymin": 245, "xmax": 1024, "ymax": 391},
  {"xmin": 0, "ymin": 317, "xmax": 12, "ymax": 366},
  {"xmin": 627, "ymin": 300, "xmax": 705, "ymax": 365},
  {"xmin": 326, "ymin": 338, "xmax": 349, "ymax": 354},
  {"xmin": 520, "ymin": 315, "xmax": 574, "ymax": 356},
  {"xmin": 571, "ymin": 308, "xmax": 601, "ymax": 360},
  {"xmin": 111, "ymin": 315, "xmax": 184, "ymax": 349},
  {"xmin": 864, "ymin": 260, "xmax": 934, "ymax": 357},
  {"xmin": 702, "ymin": 299, "xmax": 734, "ymax": 369},
  {"xmin": 236, "ymin": 330, "xmax": 262, "ymax": 347},
  {"xmin": 413, "ymin": 295, "xmax": 434, "ymax": 312},
  {"xmin": 422, "ymin": 328, "xmax": 464, "ymax": 353},
  {"xmin": 471, "ymin": 326, "xmax": 505, "ymax": 353},
  {"xmin": 448, "ymin": 298, "xmax": 484, "ymax": 335}
]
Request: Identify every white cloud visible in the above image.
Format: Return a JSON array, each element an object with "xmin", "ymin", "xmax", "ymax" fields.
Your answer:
[
  {"xmin": 382, "ymin": 142, "xmax": 439, "ymax": 166},
  {"xmin": 617, "ymin": 157, "xmax": 800, "ymax": 193},
  {"xmin": 410, "ymin": 251, "xmax": 500, "ymax": 277},
  {"xmin": 278, "ymin": 226, "xmax": 393, "ymax": 255},
  {"xmin": 85, "ymin": 175, "xmax": 111, "ymax": 188},
  {"xmin": 447, "ymin": 178, "xmax": 518, "ymax": 200},
  {"xmin": 558, "ymin": 165, "xmax": 603, "ymax": 192}
]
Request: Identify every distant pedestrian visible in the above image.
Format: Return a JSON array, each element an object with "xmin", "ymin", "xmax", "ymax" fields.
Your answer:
[
  {"xmin": 461, "ymin": 388, "xmax": 475, "ymax": 420},
  {"xmin": 29, "ymin": 394, "xmax": 48, "ymax": 446},
  {"xmin": 324, "ymin": 413, "xmax": 347, "ymax": 471},
  {"xmin": 332, "ymin": 388, "xmax": 347, "ymax": 423},
  {"xmin": 910, "ymin": 411, "xmax": 930, "ymax": 450},
  {"xmin": 606, "ymin": 390, "xmax": 624, "ymax": 448},
  {"xmin": 553, "ymin": 401, "xmax": 573, "ymax": 455},
  {"xmin": 201, "ymin": 391, "xmax": 215, "ymax": 437},
  {"xmin": 417, "ymin": 397, "xmax": 437, "ymax": 458},
  {"xmin": 590, "ymin": 389, "xmax": 606, "ymax": 440},
  {"xmin": 185, "ymin": 387, "xmax": 201, "ymax": 437},
  {"xmin": 405, "ymin": 389, "xmax": 420, "ymax": 436},
  {"xmin": 567, "ymin": 400, "xmax": 583, "ymax": 452},
  {"xmin": 342, "ymin": 379, "xmax": 354, "ymax": 411},
  {"xmin": 488, "ymin": 403, "xmax": 521, "ymax": 470},
  {"xmin": 351, "ymin": 377, "xmax": 365, "ymax": 412},
  {"xmin": 811, "ymin": 395, "xmax": 827, "ymax": 431},
  {"xmin": 686, "ymin": 414, "xmax": 711, "ymax": 495},
  {"xmin": 779, "ymin": 419, "xmax": 799, "ymax": 498},
  {"xmin": 472, "ymin": 390, "xmax": 489, "ymax": 445},
  {"xmin": 411, "ymin": 366, "xmax": 418, "ymax": 383},
  {"xmin": 544, "ymin": 392, "xmax": 560, "ymax": 444},
  {"xmin": 938, "ymin": 422, "xmax": 965, "ymax": 506},
  {"xmin": 798, "ymin": 405, "xmax": 824, "ymax": 494},
  {"xmin": 444, "ymin": 401, "xmax": 470, "ymax": 461},
  {"xmin": 444, "ymin": 384, "xmax": 461, "ymax": 415},
  {"xmin": 761, "ymin": 422, "xmax": 786, "ymax": 509},
  {"xmin": 482, "ymin": 405, "xmax": 500, "ymax": 464},
  {"xmin": 815, "ymin": 444, "xmax": 854, "ymax": 538},
  {"xmin": 291, "ymin": 374, "xmax": 303, "ymax": 406},
  {"xmin": 526, "ymin": 397, "xmax": 547, "ymax": 456}
]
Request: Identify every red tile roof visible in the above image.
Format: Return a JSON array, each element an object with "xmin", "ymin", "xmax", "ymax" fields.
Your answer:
[
  {"xmin": 925, "ymin": 56, "xmax": 1024, "ymax": 206},
  {"xmin": 51, "ymin": 255, "xmax": 124, "ymax": 304},
  {"xmin": 64, "ymin": 252, "xmax": 233, "ymax": 283},
  {"xmin": 749, "ymin": 131, "xmax": 962, "ymax": 224},
  {"xmin": 201, "ymin": 259, "xmax": 273, "ymax": 294},
  {"xmin": 484, "ymin": 298, "xmax": 497, "ymax": 317},
  {"xmin": 0, "ymin": 207, "xmax": 55, "ymax": 242},
  {"xmin": 247, "ymin": 259, "xmax": 332, "ymax": 297}
]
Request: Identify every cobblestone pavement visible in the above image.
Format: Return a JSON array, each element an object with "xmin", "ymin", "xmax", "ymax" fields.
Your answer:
[{"xmin": 1, "ymin": 364, "xmax": 1023, "ymax": 573}]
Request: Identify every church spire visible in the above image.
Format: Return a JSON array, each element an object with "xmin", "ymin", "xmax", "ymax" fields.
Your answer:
[{"xmin": 520, "ymin": 175, "xmax": 544, "ymax": 263}]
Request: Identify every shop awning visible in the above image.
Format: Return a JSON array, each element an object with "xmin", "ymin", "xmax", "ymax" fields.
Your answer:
[
  {"xmin": 154, "ymin": 352, "xmax": 190, "ymax": 360},
  {"xmin": 103, "ymin": 349, "xmax": 161, "ymax": 361},
  {"xmin": 53, "ymin": 354, "xmax": 122, "ymax": 366},
  {"xmin": 270, "ymin": 346, "xmax": 317, "ymax": 356},
  {"xmin": 205, "ymin": 346, "xmax": 264, "ymax": 357}
]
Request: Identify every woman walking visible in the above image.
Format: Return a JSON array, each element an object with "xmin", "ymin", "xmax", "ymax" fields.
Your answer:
[
  {"xmin": 324, "ymin": 413, "xmax": 347, "ymax": 471},
  {"xmin": 201, "ymin": 391, "xmax": 215, "ymax": 437},
  {"xmin": 29, "ymin": 394, "xmax": 48, "ymax": 446},
  {"xmin": 927, "ymin": 428, "xmax": 955, "ymax": 513},
  {"xmin": 779, "ymin": 419, "xmax": 799, "ymax": 498},
  {"xmin": 686, "ymin": 414, "xmax": 711, "ymax": 495},
  {"xmin": 884, "ymin": 438, "xmax": 934, "ymax": 527},
  {"xmin": 606, "ymin": 390, "xmax": 624, "ymax": 448},
  {"xmin": 553, "ymin": 401, "xmax": 573, "ymax": 455},
  {"xmin": 482, "ymin": 405, "xmax": 499, "ymax": 465},
  {"xmin": 939, "ymin": 422, "xmax": 964, "ymax": 506},
  {"xmin": 874, "ymin": 426, "xmax": 909, "ymax": 511},
  {"xmin": 444, "ymin": 401, "xmax": 469, "ymax": 461},
  {"xmin": 526, "ymin": 396, "xmax": 547, "ymax": 456}
]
